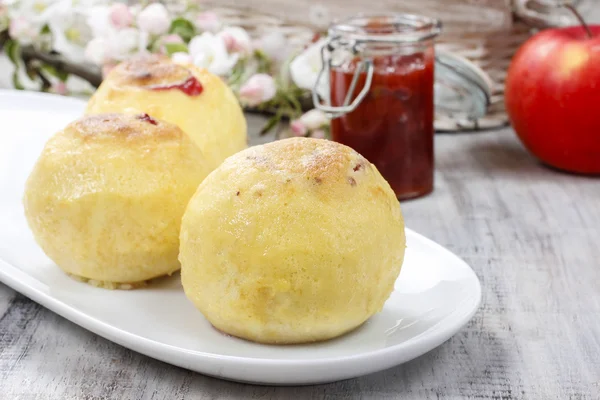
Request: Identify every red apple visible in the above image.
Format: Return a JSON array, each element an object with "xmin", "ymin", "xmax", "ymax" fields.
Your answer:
[{"xmin": 505, "ymin": 25, "xmax": 600, "ymax": 174}]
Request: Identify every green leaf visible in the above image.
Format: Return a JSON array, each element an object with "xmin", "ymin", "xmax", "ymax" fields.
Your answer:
[
  {"xmin": 169, "ymin": 18, "xmax": 196, "ymax": 42},
  {"xmin": 4, "ymin": 39, "xmax": 20, "ymax": 65},
  {"xmin": 260, "ymin": 114, "xmax": 281, "ymax": 136},
  {"xmin": 253, "ymin": 49, "xmax": 273, "ymax": 74},
  {"xmin": 41, "ymin": 24, "xmax": 50, "ymax": 35},
  {"xmin": 164, "ymin": 42, "xmax": 188, "ymax": 56},
  {"xmin": 37, "ymin": 70, "xmax": 51, "ymax": 92},
  {"xmin": 12, "ymin": 70, "xmax": 24, "ymax": 90},
  {"xmin": 42, "ymin": 64, "xmax": 69, "ymax": 82},
  {"xmin": 227, "ymin": 59, "xmax": 247, "ymax": 88},
  {"xmin": 25, "ymin": 63, "xmax": 37, "ymax": 80},
  {"xmin": 283, "ymin": 90, "xmax": 303, "ymax": 114},
  {"xmin": 5, "ymin": 39, "xmax": 25, "ymax": 90}
]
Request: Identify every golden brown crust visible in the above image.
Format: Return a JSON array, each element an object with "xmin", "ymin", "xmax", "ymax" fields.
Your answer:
[
  {"xmin": 67, "ymin": 113, "xmax": 183, "ymax": 140},
  {"xmin": 85, "ymin": 54, "xmax": 247, "ymax": 170},
  {"xmin": 23, "ymin": 109, "xmax": 209, "ymax": 285},
  {"xmin": 109, "ymin": 53, "xmax": 193, "ymax": 88},
  {"xmin": 179, "ymin": 136, "xmax": 405, "ymax": 344},
  {"xmin": 231, "ymin": 137, "xmax": 372, "ymax": 187}
]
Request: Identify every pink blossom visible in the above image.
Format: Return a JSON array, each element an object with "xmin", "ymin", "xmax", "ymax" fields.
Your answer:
[
  {"xmin": 218, "ymin": 27, "xmax": 252, "ymax": 55},
  {"xmin": 221, "ymin": 34, "xmax": 234, "ymax": 52},
  {"xmin": 290, "ymin": 120, "xmax": 307, "ymax": 137},
  {"xmin": 109, "ymin": 3, "xmax": 133, "ymax": 30},
  {"xmin": 51, "ymin": 82, "xmax": 68, "ymax": 96},
  {"xmin": 238, "ymin": 74, "xmax": 277, "ymax": 106},
  {"xmin": 163, "ymin": 34, "xmax": 183, "ymax": 44},
  {"xmin": 290, "ymin": 110, "xmax": 329, "ymax": 137},
  {"xmin": 195, "ymin": 11, "xmax": 220, "ymax": 33}
]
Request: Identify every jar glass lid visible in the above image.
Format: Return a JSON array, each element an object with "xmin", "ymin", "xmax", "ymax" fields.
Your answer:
[
  {"xmin": 328, "ymin": 14, "xmax": 442, "ymax": 44},
  {"xmin": 434, "ymin": 49, "xmax": 493, "ymax": 128}
]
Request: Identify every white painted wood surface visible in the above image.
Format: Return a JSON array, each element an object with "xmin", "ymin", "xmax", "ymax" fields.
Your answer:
[
  {"xmin": 1, "ymin": 116, "xmax": 600, "ymax": 399},
  {"xmin": 204, "ymin": 0, "xmax": 513, "ymax": 32}
]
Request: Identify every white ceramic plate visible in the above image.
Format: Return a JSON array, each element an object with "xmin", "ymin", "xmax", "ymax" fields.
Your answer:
[{"xmin": 0, "ymin": 90, "xmax": 481, "ymax": 385}]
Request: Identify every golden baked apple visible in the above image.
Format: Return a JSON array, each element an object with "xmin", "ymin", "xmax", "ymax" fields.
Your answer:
[
  {"xmin": 179, "ymin": 137, "xmax": 406, "ymax": 343},
  {"xmin": 85, "ymin": 54, "xmax": 247, "ymax": 170},
  {"xmin": 23, "ymin": 113, "xmax": 210, "ymax": 288}
]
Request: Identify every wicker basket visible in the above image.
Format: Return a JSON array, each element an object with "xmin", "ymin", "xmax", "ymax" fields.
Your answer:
[{"xmin": 204, "ymin": 0, "xmax": 585, "ymax": 131}]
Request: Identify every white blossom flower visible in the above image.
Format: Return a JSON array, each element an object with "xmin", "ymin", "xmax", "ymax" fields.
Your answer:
[
  {"xmin": 84, "ymin": 36, "xmax": 107, "ymax": 65},
  {"xmin": 171, "ymin": 51, "xmax": 192, "ymax": 65},
  {"xmin": 85, "ymin": 14, "xmax": 143, "ymax": 64},
  {"xmin": 290, "ymin": 38, "xmax": 328, "ymax": 97},
  {"xmin": 218, "ymin": 26, "xmax": 252, "ymax": 55},
  {"xmin": 7, "ymin": 0, "xmax": 67, "ymax": 42},
  {"xmin": 8, "ymin": 17, "xmax": 38, "ymax": 44},
  {"xmin": 7, "ymin": 0, "xmax": 55, "ymax": 21},
  {"xmin": 238, "ymin": 73, "xmax": 277, "ymax": 106},
  {"xmin": 188, "ymin": 32, "xmax": 238, "ymax": 76},
  {"xmin": 299, "ymin": 109, "xmax": 328, "ymax": 130},
  {"xmin": 45, "ymin": 1, "xmax": 92, "ymax": 63},
  {"xmin": 109, "ymin": 27, "xmax": 141, "ymax": 60},
  {"xmin": 137, "ymin": 3, "xmax": 170, "ymax": 36},
  {"xmin": 254, "ymin": 31, "xmax": 287, "ymax": 61},
  {"xmin": 195, "ymin": 11, "xmax": 220, "ymax": 33},
  {"xmin": 84, "ymin": 2, "xmax": 148, "ymax": 63},
  {"xmin": 108, "ymin": 3, "xmax": 133, "ymax": 30},
  {"xmin": 87, "ymin": 5, "xmax": 112, "ymax": 38}
]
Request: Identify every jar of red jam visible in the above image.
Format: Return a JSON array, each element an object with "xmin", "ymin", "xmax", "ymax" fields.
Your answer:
[{"xmin": 313, "ymin": 14, "xmax": 442, "ymax": 200}]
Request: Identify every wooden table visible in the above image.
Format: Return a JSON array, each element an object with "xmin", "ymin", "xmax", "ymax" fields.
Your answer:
[{"xmin": 1, "ymin": 116, "xmax": 599, "ymax": 399}]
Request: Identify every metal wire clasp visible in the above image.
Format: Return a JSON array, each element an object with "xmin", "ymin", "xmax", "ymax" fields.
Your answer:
[{"xmin": 312, "ymin": 37, "xmax": 374, "ymax": 119}]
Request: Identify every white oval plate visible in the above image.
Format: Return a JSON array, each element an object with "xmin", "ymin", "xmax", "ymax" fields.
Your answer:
[{"xmin": 0, "ymin": 90, "xmax": 481, "ymax": 386}]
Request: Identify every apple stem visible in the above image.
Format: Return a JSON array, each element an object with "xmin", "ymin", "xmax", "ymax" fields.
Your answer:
[{"xmin": 561, "ymin": 2, "xmax": 593, "ymax": 38}]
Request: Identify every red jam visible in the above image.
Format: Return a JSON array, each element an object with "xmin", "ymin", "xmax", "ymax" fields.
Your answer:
[
  {"xmin": 150, "ymin": 75, "xmax": 204, "ymax": 96},
  {"xmin": 137, "ymin": 113, "xmax": 158, "ymax": 125},
  {"xmin": 330, "ymin": 50, "xmax": 435, "ymax": 200}
]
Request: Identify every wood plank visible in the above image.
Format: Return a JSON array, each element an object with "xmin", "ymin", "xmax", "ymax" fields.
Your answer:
[{"xmin": 204, "ymin": 0, "xmax": 513, "ymax": 33}]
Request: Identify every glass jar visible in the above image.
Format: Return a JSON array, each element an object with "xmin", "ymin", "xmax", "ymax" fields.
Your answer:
[{"xmin": 313, "ymin": 14, "xmax": 442, "ymax": 200}]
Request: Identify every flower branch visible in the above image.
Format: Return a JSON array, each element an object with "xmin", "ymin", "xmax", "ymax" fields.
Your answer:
[{"xmin": 0, "ymin": 0, "xmax": 331, "ymax": 136}]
